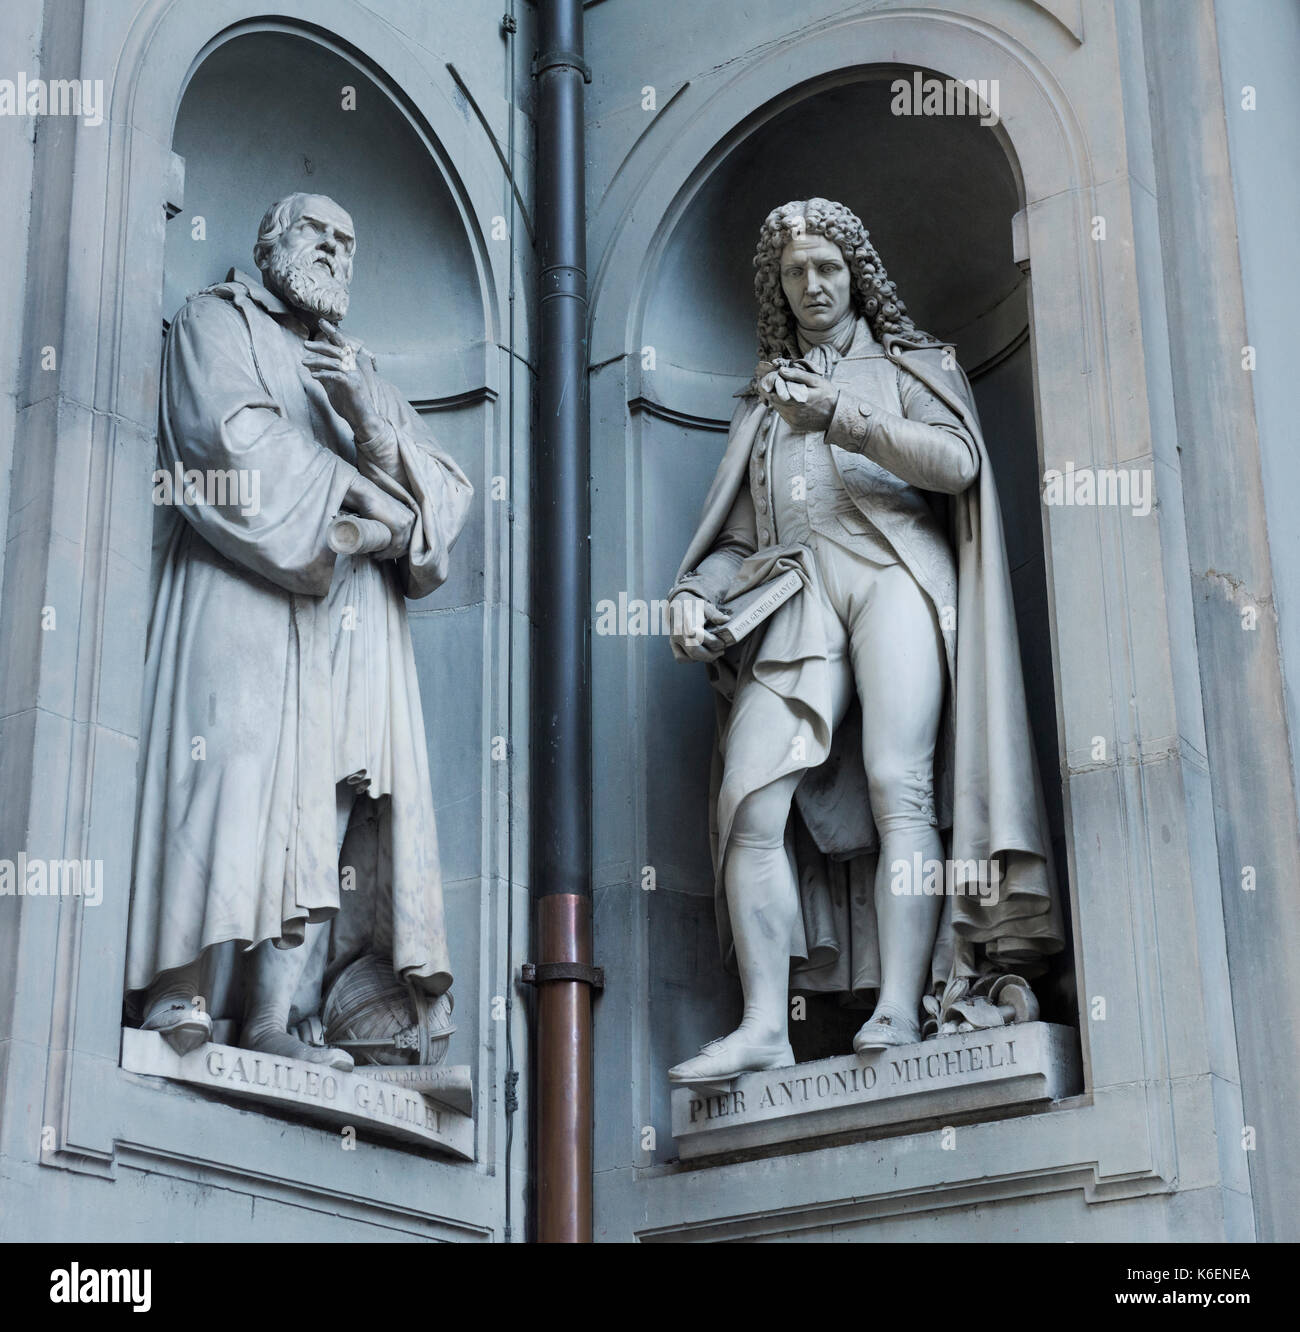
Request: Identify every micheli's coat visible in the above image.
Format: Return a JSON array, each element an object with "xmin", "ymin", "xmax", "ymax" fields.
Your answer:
[{"xmin": 671, "ymin": 318, "xmax": 1064, "ymax": 998}]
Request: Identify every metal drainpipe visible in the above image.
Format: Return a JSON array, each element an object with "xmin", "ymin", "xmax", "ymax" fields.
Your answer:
[{"xmin": 530, "ymin": 0, "xmax": 594, "ymax": 1243}]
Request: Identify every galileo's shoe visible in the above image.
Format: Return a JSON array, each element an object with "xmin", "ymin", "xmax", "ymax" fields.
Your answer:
[
  {"xmin": 852, "ymin": 1009, "xmax": 922, "ymax": 1053},
  {"xmin": 668, "ymin": 1032, "xmax": 794, "ymax": 1090},
  {"xmin": 241, "ymin": 1024, "xmax": 355, "ymax": 1072},
  {"xmin": 141, "ymin": 998, "xmax": 213, "ymax": 1055}
]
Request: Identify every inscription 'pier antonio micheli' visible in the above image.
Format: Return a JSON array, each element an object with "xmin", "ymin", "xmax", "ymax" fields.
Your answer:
[
  {"xmin": 672, "ymin": 1023, "xmax": 1079, "ymax": 1160},
  {"xmin": 689, "ymin": 1036, "xmax": 1020, "ymax": 1127}
]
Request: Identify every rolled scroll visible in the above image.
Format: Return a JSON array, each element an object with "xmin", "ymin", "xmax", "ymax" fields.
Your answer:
[{"xmin": 328, "ymin": 513, "xmax": 392, "ymax": 556}]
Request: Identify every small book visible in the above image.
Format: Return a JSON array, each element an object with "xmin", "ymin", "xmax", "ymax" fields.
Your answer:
[{"xmin": 716, "ymin": 569, "xmax": 804, "ymax": 646}]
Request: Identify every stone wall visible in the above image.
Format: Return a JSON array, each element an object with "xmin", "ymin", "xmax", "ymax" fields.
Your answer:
[
  {"xmin": 585, "ymin": 0, "xmax": 1266, "ymax": 1242},
  {"xmin": 0, "ymin": 0, "xmax": 1295, "ymax": 1244},
  {"xmin": 0, "ymin": 0, "xmax": 533, "ymax": 1242}
]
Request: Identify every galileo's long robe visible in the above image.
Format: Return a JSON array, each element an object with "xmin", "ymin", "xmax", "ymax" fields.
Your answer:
[
  {"xmin": 672, "ymin": 325, "xmax": 1064, "ymax": 1000},
  {"xmin": 126, "ymin": 271, "xmax": 472, "ymax": 998}
]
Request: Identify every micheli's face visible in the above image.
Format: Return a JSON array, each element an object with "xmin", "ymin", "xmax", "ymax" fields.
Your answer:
[{"xmin": 779, "ymin": 232, "xmax": 852, "ymax": 332}]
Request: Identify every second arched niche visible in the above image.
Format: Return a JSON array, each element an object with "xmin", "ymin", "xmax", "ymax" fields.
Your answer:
[{"xmin": 635, "ymin": 69, "xmax": 1074, "ymax": 1092}]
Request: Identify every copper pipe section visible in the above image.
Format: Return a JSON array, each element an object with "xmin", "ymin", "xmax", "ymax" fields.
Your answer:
[{"xmin": 536, "ymin": 893, "xmax": 593, "ymax": 1241}]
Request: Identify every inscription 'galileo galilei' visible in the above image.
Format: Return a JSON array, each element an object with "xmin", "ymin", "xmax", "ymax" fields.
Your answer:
[
  {"xmin": 688, "ymin": 1037, "xmax": 1018, "ymax": 1125},
  {"xmin": 203, "ymin": 1047, "xmax": 443, "ymax": 1132}
]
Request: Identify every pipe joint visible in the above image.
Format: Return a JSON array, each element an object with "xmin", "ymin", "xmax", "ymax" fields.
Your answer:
[
  {"xmin": 541, "ymin": 264, "xmax": 588, "ymax": 303},
  {"xmin": 532, "ymin": 49, "xmax": 592, "ymax": 83}
]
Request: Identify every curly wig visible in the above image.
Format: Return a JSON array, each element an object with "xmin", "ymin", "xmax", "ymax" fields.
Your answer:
[{"xmin": 753, "ymin": 198, "xmax": 936, "ymax": 359}]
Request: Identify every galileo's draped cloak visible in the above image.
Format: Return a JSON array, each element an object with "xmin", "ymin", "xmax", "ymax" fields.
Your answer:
[{"xmin": 126, "ymin": 272, "xmax": 472, "ymax": 998}]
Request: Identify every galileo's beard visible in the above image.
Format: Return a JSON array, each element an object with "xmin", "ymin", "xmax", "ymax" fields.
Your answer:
[{"xmin": 265, "ymin": 249, "xmax": 350, "ymax": 323}]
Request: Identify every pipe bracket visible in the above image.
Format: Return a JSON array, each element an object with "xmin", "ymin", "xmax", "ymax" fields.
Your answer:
[
  {"xmin": 521, "ymin": 961, "xmax": 605, "ymax": 990},
  {"xmin": 540, "ymin": 264, "xmax": 588, "ymax": 303},
  {"xmin": 531, "ymin": 49, "xmax": 593, "ymax": 83}
]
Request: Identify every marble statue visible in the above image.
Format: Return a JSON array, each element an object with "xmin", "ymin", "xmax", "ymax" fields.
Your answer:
[
  {"xmin": 667, "ymin": 199, "xmax": 1064, "ymax": 1086},
  {"xmin": 125, "ymin": 192, "xmax": 473, "ymax": 1072}
]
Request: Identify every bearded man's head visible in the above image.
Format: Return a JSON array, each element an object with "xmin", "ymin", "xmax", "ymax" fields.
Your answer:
[{"xmin": 254, "ymin": 192, "xmax": 355, "ymax": 323}]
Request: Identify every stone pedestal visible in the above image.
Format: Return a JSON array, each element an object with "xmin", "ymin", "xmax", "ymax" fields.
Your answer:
[
  {"xmin": 671, "ymin": 1022, "xmax": 1080, "ymax": 1161},
  {"xmin": 121, "ymin": 1029, "xmax": 474, "ymax": 1160}
]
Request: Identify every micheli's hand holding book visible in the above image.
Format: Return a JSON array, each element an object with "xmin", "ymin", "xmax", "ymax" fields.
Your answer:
[{"xmin": 714, "ymin": 568, "xmax": 804, "ymax": 646}]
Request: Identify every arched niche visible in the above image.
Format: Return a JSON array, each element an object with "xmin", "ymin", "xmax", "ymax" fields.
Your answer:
[
  {"xmin": 145, "ymin": 26, "xmax": 494, "ymax": 1052},
  {"xmin": 29, "ymin": 2, "xmax": 515, "ymax": 1217},
  {"xmin": 161, "ymin": 23, "xmax": 494, "ymax": 625},
  {"xmin": 165, "ymin": 28, "xmax": 485, "ymax": 405},
  {"xmin": 625, "ymin": 70, "xmax": 1074, "ymax": 1078},
  {"xmin": 640, "ymin": 70, "xmax": 1026, "ymax": 392}
]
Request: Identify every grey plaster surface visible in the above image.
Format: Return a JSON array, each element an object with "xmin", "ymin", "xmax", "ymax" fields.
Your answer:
[{"xmin": 0, "ymin": 0, "xmax": 1296, "ymax": 1245}]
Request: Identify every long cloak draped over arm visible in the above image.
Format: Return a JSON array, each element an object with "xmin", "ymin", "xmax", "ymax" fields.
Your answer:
[
  {"xmin": 350, "ymin": 356, "xmax": 474, "ymax": 600},
  {"xmin": 669, "ymin": 336, "xmax": 1064, "ymax": 1000},
  {"xmin": 888, "ymin": 340, "xmax": 1063, "ymax": 969},
  {"xmin": 127, "ymin": 279, "xmax": 471, "ymax": 997}
]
